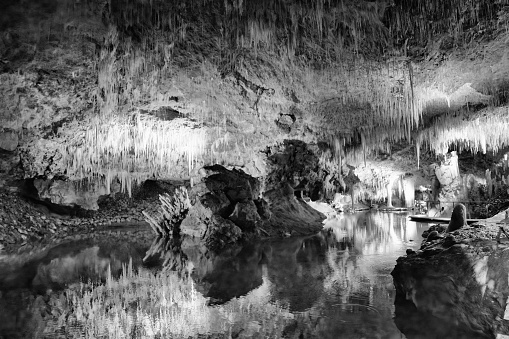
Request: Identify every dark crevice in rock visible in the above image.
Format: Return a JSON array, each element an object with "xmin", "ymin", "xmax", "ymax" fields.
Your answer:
[
  {"xmin": 140, "ymin": 106, "xmax": 184, "ymax": 121},
  {"xmin": 230, "ymin": 70, "xmax": 275, "ymax": 110},
  {"xmin": 18, "ymin": 179, "xmax": 83, "ymax": 217},
  {"xmin": 44, "ymin": 117, "xmax": 74, "ymax": 137}
]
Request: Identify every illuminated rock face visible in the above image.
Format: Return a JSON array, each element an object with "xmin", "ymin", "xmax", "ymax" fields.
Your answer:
[
  {"xmin": 434, "ymin": 152, "xmax": 460, "ymax": 187},
  {"xmin": 33, "ymin": 178, "xmax": 120, "ymax": 211},
  {"xmin": 430, "ymin": 151, "xmax": 470, "ymax": 217}
]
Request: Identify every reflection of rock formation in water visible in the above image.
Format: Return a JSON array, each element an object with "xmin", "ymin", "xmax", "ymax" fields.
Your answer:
[
  {"xmin": 266, "ymin": 235, "xmax": 329, "ymax": 312},
  {"xmin": 0, "ymin": 235, "xmax": 149, "ymax": 338},
  {"xmin": 172, "ymin": 233, "xmax": 334, "ymax": 307},
  {"xmin": 168, "ymin": 212, "xmax": 425, "ymax": 310},
  {"xmin": 0, "ymin": 239, "xmax": 147, "ymax": 292},
  {"xmin": 143, "ymin": 236, "xmax": 190, "ymax": 273},
  {"xmin": 192, "ymin": 243, "xmax": 266, "ymax": 304},
  {"xmin": 143, "ymin": 234, "xmax": 266, "ymax": 304},
  {"xmin": 142, "ymin": 212, "xmax": 443, "ymax": 338}
]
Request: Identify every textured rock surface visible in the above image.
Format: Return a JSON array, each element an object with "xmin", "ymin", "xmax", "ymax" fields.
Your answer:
[
  {"xmin": 34, "ymin": 178, "xmax": 120, "ymax": 210},
  {"xmin": 446, "ymin": 203, "xmax": 468, "ymax": 232},
  {"xmin": 392, "ymin": 222, "xmax": 509, "ymax": 337},
  {"xmin": 2, "ymin": 0, "xmax": 509, "ymax": 252},
  {"xmin": 0, "ymin": 180, "xmax": 169, "ymax": 253},
  {"xmin": 434, "ymin": 151, "xmax": 460, "ymax": 187},
  {"xmin": 0, "ymin": 131, "xmax": 18, "ymax": 151},
  {"xmin": 180, "ymin": 164, "xmax": 325, "ymax": 251},
  {"xmin": 180, "ymin": 199, "xmax": 243, "ymax": 251}
]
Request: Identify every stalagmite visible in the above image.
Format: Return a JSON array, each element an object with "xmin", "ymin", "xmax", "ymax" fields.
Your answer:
[
  {"xmin": 386, "ymin": 181, "xmax": 393, "ymax": 208},
  {"xmin": 402, "ymin": 178, "xmax": 415, "ymax": 208}
]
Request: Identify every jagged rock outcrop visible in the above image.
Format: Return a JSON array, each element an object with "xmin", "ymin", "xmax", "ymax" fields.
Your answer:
[
  {"xmin": 145, "ymin": 163, "xmax": 326, "ymax": 252},
  {"xmin": 392, "ymin": 223, "xmax": 509, "ymax": 338},
  {"xmin": 180, "ymin": 198, "xmax": 243, "ymax": 251}
]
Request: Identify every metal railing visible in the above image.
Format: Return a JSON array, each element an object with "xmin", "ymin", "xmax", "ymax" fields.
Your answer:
[{"xmin": 418, "ymin": 199, "xmax": 508, "ymax": 219}]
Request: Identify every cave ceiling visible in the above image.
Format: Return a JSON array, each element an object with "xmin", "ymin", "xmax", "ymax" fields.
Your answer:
[{"xmin": 1, "ymin": 0, "xmax": 509, "ymax": 187}]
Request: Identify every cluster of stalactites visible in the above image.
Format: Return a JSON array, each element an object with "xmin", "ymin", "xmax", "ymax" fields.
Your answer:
[
  {"xmin": 62, "ymin": 113, "xmax": 207, "ymax": 196},
  {"xmin": 350, "ymin": 174, "xmax": 414, "ymax": 207},
  {"xmin": 344, "ymin": 106, "xmax": 509, "ymax": 173},
  {"xmin": 96, "ymin": 25, "xmax": 174, "ymax": 118},
  {"xmin": 386, "ymin": 0, "xmax": 503, "ymax": 49},
  {"xmin": 419, "ymin": 108, "xmax": 509, "ymax": 156},
  {"xmin": 107, "ymin": 0, "xmax": 389, "ymax": 56},
  {"xmin": 319, "ymin": 59, "xmax": 422, "ymax": 142}
]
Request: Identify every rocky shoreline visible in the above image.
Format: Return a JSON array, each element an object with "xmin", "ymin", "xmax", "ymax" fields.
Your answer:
[
  {"xmin": 0, "ymin": 185, "xmax": 160, "ymax": 254},
  {"xmin": 0, "ymin": 168, "xmax": 328, "ymax": 254}
]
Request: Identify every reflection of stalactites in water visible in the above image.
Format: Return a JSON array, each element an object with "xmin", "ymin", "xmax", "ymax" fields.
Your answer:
[
  {"xmin": 143, "ymin": 237, "xmax": 191, "ymax": 277},
  {"xmin": 324, "ymin": 212, "xmax": 423, "ymax": 256},
  {"xmin": 323, "ymin": 246, "xmax": 360, "ymax": 304}
]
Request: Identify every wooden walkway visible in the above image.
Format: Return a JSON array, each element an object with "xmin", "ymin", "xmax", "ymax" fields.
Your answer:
[{"xmin": 408, "ymin": 215, "xmax": 481, "ymax": 225}]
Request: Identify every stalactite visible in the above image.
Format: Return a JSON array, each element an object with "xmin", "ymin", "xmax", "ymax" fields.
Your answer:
[
  {"xmin": 416, "ymin": 135, "xmax": 421, "ymax": 169},
  {"xmin": 64, "ymin": 113, "xmax": 207, "ymax": 196},
  {"xmin": 421, "ymin": 108, "xmax": 509, "ymax": 155}
]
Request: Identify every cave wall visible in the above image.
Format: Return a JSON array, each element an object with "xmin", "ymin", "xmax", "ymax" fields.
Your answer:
[{"xmin": 1, "ymin": 0, "xmax": 509, "ymax": 209}]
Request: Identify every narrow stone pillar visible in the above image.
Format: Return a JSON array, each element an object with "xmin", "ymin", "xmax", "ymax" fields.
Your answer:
[{"xmin": 387, "ymin": 182, "xmax": 393, "ymax": 208}]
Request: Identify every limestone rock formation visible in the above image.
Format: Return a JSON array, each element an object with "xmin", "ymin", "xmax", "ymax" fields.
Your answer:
[
  {"xmin": 34, "ymin": 178, "xmax": 120, "ymax": 211},
  {"xmin": 146, "ymin": 164, "xmax": 325, "ymax": 251},
  {"xmin": 180, "ymin": 199, "xmax": 243, "ymax": 252},
  {"xmin": 392, "ymin": 224, "xmax": 509, "ymax": 337}
]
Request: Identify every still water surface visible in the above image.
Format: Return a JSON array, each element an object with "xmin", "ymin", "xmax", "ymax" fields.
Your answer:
[{"xmin": 0, "ymin": 212, "xmax": 486, "ymax": 338}]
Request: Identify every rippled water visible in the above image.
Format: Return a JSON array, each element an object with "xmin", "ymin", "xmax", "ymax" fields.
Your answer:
[{"xmin": 0, "ymin": 212, "xmax": 489, "ymax": 338}]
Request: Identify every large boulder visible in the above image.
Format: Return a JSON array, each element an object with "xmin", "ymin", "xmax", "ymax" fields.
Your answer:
[
  {"xmin": 392, "ymin": 224, "xmax": 509, "ymax": 337},
  {"xmin": 202, "ymin": 165, "xmax": 261, "ymax": 203},
  {"xmin": 34, "ymin": 178, "xmax": 120, "ymax": 210},
  {"xmin": 180, "ymin": 199, "xmax": 242, "ymax": 251},
  {"xmin": 228, "ymin": 201, "xmax": 261, "ymax": 232},
  {"xmin": 262, "ymin": 183, "xmax": 325, "ymax": 236},
  {"xmin": 0, "ymin": 131, "xmax": 18, "ymax": 151}
]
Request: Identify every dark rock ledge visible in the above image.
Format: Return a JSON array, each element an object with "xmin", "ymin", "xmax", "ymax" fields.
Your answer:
[{"xmin": 392, "ymin": 222, "xmax": 509, "ymax": 338}]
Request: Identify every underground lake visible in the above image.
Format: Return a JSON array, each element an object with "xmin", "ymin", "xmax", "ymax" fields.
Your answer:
[{"xmin": 0, "ymin": 212, "xmax": 493, "ymax": 339}]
